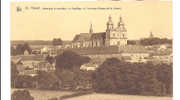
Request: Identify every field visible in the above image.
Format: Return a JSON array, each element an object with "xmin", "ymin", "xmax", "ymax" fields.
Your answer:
[
  {"xmin": 11, "ymin": 89, "xmax": 74, "ymax": 100},
  {"xmin": 65, "ymin": 93, "xmax": 172, "ymax": 100},
  {"xmin": 11, "ymin": 89, "xmax": 172, "ymax": 100}
]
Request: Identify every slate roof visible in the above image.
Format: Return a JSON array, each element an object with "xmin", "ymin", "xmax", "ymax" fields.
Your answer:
[
  {"xmin": 73, "ymin": 32, "xmax": 106, "ymax": 42},
  {"xmin": 73, "ymin": 33, "xmax": 92, "ymax": 42}
]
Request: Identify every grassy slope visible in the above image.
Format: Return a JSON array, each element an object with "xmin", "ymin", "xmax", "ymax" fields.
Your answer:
[{"xmin": 11, "ymin": 89, "xmax": 172, "ymax": 100}]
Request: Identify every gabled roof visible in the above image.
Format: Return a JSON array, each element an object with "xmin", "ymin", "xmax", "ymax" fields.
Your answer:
[
  {"xmin": 73, "ymin": 33, "xmax": 92, "ymax": 42},
  {"xmin": 73, "ymin": 32, "xmax": 106, "ymax": 42},
  {"xmin": 91, "ymin": 32, "xmax": 106, "ymax": 40},
  {"xmin": 11, "ymin": 55, "xmax": 44, "ymax": 62}
]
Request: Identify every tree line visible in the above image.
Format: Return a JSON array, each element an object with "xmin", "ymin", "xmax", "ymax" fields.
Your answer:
[
  {"xmin": 140, "ymin": 38, "xmax": 172, "ymax": 46},
  {"xmin": 127, "ymin": 38, "xmax": 172, "ymax": 46}
]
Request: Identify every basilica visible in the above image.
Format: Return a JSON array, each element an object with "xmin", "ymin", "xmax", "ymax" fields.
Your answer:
[{"xmin": 72, "ymin": 16, "xmax": 128, "ymax": 48}]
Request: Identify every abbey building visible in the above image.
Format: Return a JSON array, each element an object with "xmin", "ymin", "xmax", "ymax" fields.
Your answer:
[{"xmin": 72, "ymin": 16, "xmax": 128, "ymax": 48}]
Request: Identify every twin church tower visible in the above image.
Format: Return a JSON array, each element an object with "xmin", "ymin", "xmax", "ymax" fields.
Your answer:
[{"xmin": 72, "ymin": 15, "xmax": 128, "ymax": 48}]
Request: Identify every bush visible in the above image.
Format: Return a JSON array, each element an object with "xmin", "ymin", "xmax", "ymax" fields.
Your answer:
[
  {"xmin": 15, "ymin": 76, "xmax": 34, "ymax": 88},
  {"xmin": 48, "ymin": 97, "xmax": 58, "ymax": 100},
  {"xmin": 11, "ymin": 89, "xmax": 34, "ymax": 100},
  {"xmin": 35, "ymin": 71, "xmax": 60, "ymax": 90}
]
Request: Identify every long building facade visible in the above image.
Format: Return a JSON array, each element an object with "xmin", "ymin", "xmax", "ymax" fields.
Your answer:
[{"xmin": 72, "ymin": 16, "xmax": 128, "ymax": 48}]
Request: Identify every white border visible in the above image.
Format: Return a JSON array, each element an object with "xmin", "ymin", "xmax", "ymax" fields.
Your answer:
[
  {"xmin": 1, "ymin": 0, "xmax": 11, "ymax": 99},
  {"xmin": 173, "ymin": 0, "xmax": 180, "ymax": 99},
  {"xmin": 1, "ymin": 0, "xmax": 179, "ymax": 100}
]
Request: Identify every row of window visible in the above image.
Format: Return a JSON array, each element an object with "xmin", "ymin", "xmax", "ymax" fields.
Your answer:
[
  {"xmin": 111, "ymin": 33, "xmax": 126, "ymax": 38},
  {"xmin": 72, "ymin": 41, "xmax": 102, "ymax": 48}
]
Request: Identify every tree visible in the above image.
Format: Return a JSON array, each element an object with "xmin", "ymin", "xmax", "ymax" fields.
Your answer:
[
  {"xmin": 55, "ymin": 50, "xmax": 90, "ymax": 70},
  {"xmin": 15, "ymin": 44, "xmax": 25, "ymax": 55},
  {"xmin": 15, "ymin": 75, "xmax": 34, "ymax": 88},
  {"xmin": 11, "ymin": 62, "xmax": 19, "ymax": 88},
  {"xmin": 35, "ymin": 71, "xmax": 60, "ymax": 90},
  {"xmin": 155, "ymin": 63, "xmax": 173, "ymax": 95},
  {"xmin": 12, "ymin": 43, "xmax": 32, "ymax": 55},
  {"xmin": 11, "ymin": 89, "xmax": 34, "ymax": 100},
  {"xmin": 140, "ymin": 38, "xmax": 172, "ymax": 46},
  {"xmin": 23, "ymin": 43, "xmax": 32, "ymax": 54},
  {"xmin": 92, "ymin": 58, "xmax": 123, "ymax": 93},
  {"xmin": 11, "ymin": 46, "xmax": 16, "ymax": 56},
  {"xmin": 93, "ymin": 58, "xmax": 172, "ymax": 96},
  {"xmin": 55, "ymin": 50, "xmax": 91, "ymax": 90},
  {"xmin": 52, "ymin": 38, "xmax": 63, "ymax": 46}
]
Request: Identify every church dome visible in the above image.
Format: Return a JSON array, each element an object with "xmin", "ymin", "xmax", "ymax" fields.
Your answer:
[{"xmin": 118, "ymin": 16, "xmax": 124, "ymax": 26}]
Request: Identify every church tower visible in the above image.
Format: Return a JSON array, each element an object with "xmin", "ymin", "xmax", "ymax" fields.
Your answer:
[
  {"xmin": 149, "ymin": 31, "xmax": 154, "ymax": 38},
  {"xmin": 105, "ymin": 15, "xmax": 114, "ymax": 46},
  {"xmin": 106, "ymin": 15, "xmax": 114, "ymax": 31},
  {"xmin": 89, "ymin": 23, "xmax": 93, "ymax": 34},
  {"xmin": 118, "ymin": 16, "xmax": 127, "ymax": 38}
]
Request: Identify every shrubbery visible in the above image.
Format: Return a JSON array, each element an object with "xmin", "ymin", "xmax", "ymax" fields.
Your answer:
[
  {"xmin": 11, "ymin": 90, "xmax": 34, "ymax": 100},
  {"xmin": 93, "ymin": 58, "xmax": 173, "ymax": 96},
  {"xmin": 35, "ymin": 71, "xmax": 60, "ymax": 90}
]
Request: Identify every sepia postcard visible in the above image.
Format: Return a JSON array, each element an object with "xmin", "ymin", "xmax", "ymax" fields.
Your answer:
[{"xmin": 11, "ymin": 1, "xmax": 172, "ymax": 100}]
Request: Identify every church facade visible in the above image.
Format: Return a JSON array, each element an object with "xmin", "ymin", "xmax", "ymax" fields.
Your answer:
[{"xmin": 72, "ymin": 16, "xmax": 128, "ymax": 48}]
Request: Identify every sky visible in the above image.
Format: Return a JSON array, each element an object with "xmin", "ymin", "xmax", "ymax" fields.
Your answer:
[{"xmin": 11, "ymin": 1, "xmax": 172, "ymax": 40}]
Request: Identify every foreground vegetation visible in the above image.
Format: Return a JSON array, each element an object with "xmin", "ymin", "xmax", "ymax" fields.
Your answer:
[
  {"xmin": 11, "ymin": 50, "xmax": 173, "ymax": 97},
  {"xmin": 93, "ymin": 58, "xmax": 172, "ymax": 96}
]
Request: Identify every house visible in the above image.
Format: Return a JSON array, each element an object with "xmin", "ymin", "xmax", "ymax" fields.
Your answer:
[
  {"xmin": 19, "ymin": 69, "xmax": 38, "ymax": 77},
  {"xmin": 152, "ymin": 54, "xmax": 173, "ymax": 64},
  {"xmin": 41, "ymin": 47, "xmax": 48, "ymax": 54},
  {"xmin": 80, "ymin": 63, "xmax": 98, "ymax": 71},
  {"xmin": 11, "ymin": 55, "xmax": 44, "ymax": 76},
  {"xmin": 34, "ymin": 61, "xmax": 55, "ymax": 72},
  {"xmin": 119, "ymin": 45, "xmax": 150, "ymax": 63},
  {"xmin": 32, "ymin": 49, "xmax": 41, "ymax": 55}
]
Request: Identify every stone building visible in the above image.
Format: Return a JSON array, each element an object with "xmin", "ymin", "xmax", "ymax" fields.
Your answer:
[{"xmin": 72, "ymin": 15, "xmax": 128, "ymax": 48}]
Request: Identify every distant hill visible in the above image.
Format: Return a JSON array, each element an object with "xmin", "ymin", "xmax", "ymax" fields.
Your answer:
[{"xmin": 11, "ymin": 40, "xmax": 72, "ymax": 46}]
